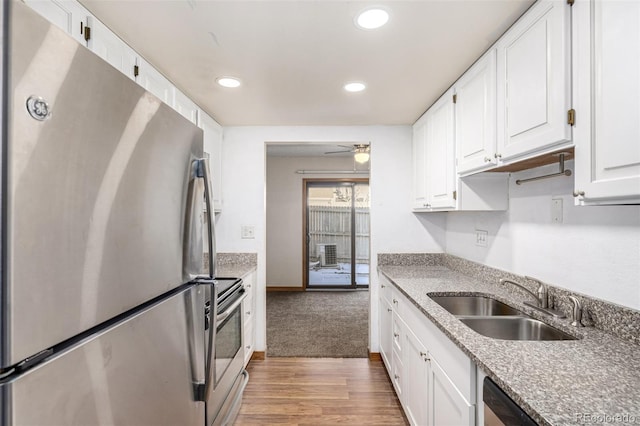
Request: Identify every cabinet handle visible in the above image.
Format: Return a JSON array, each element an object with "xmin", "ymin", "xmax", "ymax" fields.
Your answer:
[
  {"xmin": 246, "ymin": 284, "xmax": 251, "ymax": 288},
  {"xmin": 420, "ymin": 351, "xmax": 426, "ymax": 357},
  {"xmin": 392, "ymin": 298, "xmax": 398, "ymax": 304},
  {"xmin": 484, "ymin": 157, "xmax": 492, "ymax": 163},
  {"xmin": 494, "ymin": 153, "xmax": 502, "ymax": 159},
  {"xmin": 573, "ymin": 190, "xmax": 585, "ymax": 197},
  {"xmin": 246, "ymin": 345, "xmax": 251, "ymax": 350},
  {"xmin": 387, "ymin": 308, "xmax": 392, "ymax": 313},
  {"xmin": 246, "ymin": 311, "xmax": 251, "ymax": 315},
  {"xmin": 394, "ymin": 374, "xmax": 400, "ymax": 380},
  {"xmin": 381, "ymin": 284, "xmax": 386, "ymax": 288},
  {"xmin": 394, "ymin": 333, "xmax": 399, "ymax": 338}
]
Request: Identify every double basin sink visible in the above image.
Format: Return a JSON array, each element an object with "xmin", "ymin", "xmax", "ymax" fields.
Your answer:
[{"xmin": 429, "ymin": 295, "xmax": 576, "ymax": 341}]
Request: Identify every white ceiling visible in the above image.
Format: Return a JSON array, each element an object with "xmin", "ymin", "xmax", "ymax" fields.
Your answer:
[{"xmin": 79, "ymin": 0, "xmax": 534, "ymax": 126}]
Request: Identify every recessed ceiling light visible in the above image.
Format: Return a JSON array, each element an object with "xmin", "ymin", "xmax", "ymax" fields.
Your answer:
[
  {"xmin": 355, "ymin": 8, "xmax": 389, "ymax": 30},
  {"xmin": 216, "ymin": 77, "xmax": 241, "ymax": 88},
  {"xmin": 344, "ymin": 82, "xmax": 366, "ymax": 93}
]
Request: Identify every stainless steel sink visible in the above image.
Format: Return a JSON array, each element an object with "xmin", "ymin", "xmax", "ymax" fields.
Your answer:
[
  {"xmin": 459, "ymin": 317, "xmax": 577, "ymax": 341},
  {"xmin": 429, "ymin": 295, "xmax": 524, "ymax": 316}
]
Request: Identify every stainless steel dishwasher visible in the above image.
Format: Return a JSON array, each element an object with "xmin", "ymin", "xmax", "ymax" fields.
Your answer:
[{"xmin": 483, "ymin": 377, "xmax": 538, "ymax": 426}]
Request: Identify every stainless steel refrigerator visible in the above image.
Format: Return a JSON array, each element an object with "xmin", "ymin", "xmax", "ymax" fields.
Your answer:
[{"xmin": 0, "ymin": 2, "xmax": 220, "ymax": 424}]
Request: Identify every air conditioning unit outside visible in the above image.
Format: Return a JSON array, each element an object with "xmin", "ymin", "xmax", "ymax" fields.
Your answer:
[{"xmin": 317, "ymin": 243, "xmax": 338, "ymax": 267}]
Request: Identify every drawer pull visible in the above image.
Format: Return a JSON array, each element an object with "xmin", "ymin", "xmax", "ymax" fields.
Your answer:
[{"xmin": 393, "ymin": 333, "xmax": 399, "ymax": 338}]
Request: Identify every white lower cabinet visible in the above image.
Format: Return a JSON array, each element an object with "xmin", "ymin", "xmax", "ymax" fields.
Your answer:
[
  {"xmin": 379, "ymin": 275, "xmax": 475, "ymax": 426},
  {"xmin": 379, "ymin": 296, "xmax": 393, "ymax": 371},
  {"xmin": 403, "ymin": 325, "xmax": 429, "ymax": 426},
  {"xmin": 242, "ymin": 271, "xmax": 257, "ymax": 366},
  {"xmin": 430, "ymin": 357, "xmax": 475, "ymax": 426}
]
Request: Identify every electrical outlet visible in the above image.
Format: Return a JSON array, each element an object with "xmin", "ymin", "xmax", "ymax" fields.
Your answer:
[
  {"xmin": 475, "ymin": 229, "xmax": 488, "ymax": 247},
  {"xmin": 241, "ymin": 225, "xmax": 255, "ymax": 239}
]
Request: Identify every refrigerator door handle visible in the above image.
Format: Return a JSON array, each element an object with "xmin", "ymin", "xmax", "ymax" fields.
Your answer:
[
  {"xmin": 197, "ymin": 158, "xmax": 217, "ymax": 279},
  {"xmin": 183, "ymin": 159, "xmax": 205, "ymax": 280}
]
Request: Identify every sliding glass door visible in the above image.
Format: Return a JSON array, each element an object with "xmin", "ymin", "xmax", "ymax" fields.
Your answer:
[{"xmin": 304, "ymin": 179, "xmax": 370, "ymax": 289}]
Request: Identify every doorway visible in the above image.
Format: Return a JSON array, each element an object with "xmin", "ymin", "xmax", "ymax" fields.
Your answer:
[{"xmin": 303, "ymin": 179, "xmax": 370, "ymax": 289}]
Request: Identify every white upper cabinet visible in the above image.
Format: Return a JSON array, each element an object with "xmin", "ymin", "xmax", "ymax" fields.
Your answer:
[
  {"xmin": 496, "ymin": 0, "xmax": 572, "ymax": 162},
  {"xmin": 136, "ymin": 57, "xmax": 173, "ymax": 105},
  {"xmin": 412, "ymin": 115, "xmax": 429, "ymax": 210},
  {"xmin": 425, "ymin": 89, "xmax": 456, "ymax": 210},
  {"xmin": 573, "ymin": 0, "xmax": 640, "ymax": 205},
  {"xmin": 24, "ymin": 0, "xmax": 89, "ymax": 44},
  {"xmin": 86, "ymin": 15, "xmax": 137, "ymax": 80},
  {"xmin": 455, "ymin": 49, "xmax": 497, "ymax": 175},
  {"xmin": 412, "ymin": 87, "xmax": 508, "ymax": 213},
  {"xmin": 173, "ymin": 88, "xmax": 200, "ymax": 125},
  {"xmin": 199, "ymin": 112, "xmax": 223, "ymax": 212}
]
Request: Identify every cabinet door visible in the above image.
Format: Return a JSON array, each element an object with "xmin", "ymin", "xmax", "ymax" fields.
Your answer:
[
  {"xmin": 429, "ymin": 357, "xmax": 475, "ymax": 426},
  {"xmin": 24, "ymin": 0, "xmax": 89, "ymax": 44},
  {"xmin": 200, "ymin": 113, "xmax": 223, "ymax": 211},
  {"xmin": 412, "ymin": 116, "xmax": 428, "ymax": 210},
  {"xmin": 86, "ymin": 16, "xmax": 137, "ymax": 80},
  {"xmin": 136, "ymin": 57, "xmax": 173, "ymax": 105},
  {"xmin": 173, "ymin": 88, "xmax": 200, "ymax": 125},
  {"xmin": 496, "ymin": 0, "xmax": 572, "ymax": 162},
  {"xmin": 426, "ymin": 89, "xmax": 456, "ymax": 209},
  {"xmin": 379, "ymin": 297, "xmax": 393, "ymax": 370},
  {"xmin": 242, "ymin": 272, "xmax": 256, "ymax": 366},
  {"xmin": 455, "ymin": 49, "xmax": 497, "ymax": 175},
  {"xmin": 573, "ymin": 0, "xmax": 640, "ymax": 204},
  {"xmin": 403, "ymin": 327, "xmax": 429, "ymax": 426}
]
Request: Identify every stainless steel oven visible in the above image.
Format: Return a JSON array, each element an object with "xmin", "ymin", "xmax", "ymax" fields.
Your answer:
[{"xmin": 205, "ymin": 278, "xmax": 250, "ymax": 426}]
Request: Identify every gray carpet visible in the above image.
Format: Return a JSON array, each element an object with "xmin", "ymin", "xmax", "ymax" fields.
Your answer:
[{"xmin": 266, "ymin": 290, "xmax": 369, "ymax": 358}]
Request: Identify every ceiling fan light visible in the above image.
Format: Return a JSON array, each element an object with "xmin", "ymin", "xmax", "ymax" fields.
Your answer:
[{"xmin": 354, "ymin": 152, "xmax": 370, "ymax": 163}]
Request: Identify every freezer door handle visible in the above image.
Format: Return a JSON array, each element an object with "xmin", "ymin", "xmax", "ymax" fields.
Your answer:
[{"xmin": 197, "ymin": 158, "xmax": 217, "ymax": 279}]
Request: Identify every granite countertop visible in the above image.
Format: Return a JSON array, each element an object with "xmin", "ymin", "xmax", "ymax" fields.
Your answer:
[
  {"xmin": 378, "ymin": 264, "xmax": 640, "ymax": 426},
  {"xmin": 212, "ymin": 253, "xmax": 257, "ymax": 279}
]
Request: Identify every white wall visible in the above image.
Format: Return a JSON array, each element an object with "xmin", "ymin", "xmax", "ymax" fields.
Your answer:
[
  {"xmin": 445, "ymin": 161, "xmax": 640, "ymax": 310},
  {"xmin": 217, "ymin": 126, "xmax": 446, "ymax": 353},
  {"xmin": 266, "ymin": 155, "xmax": 356, "ymax": 288}
]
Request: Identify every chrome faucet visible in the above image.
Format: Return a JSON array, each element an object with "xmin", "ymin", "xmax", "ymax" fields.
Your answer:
[
  {"xmin": 499, "ymin": 278, "xmax": 547, "ymax": 307},
  {"xmin": 499, "ymin": 277, "xmax": 565, "ymax": 318}
]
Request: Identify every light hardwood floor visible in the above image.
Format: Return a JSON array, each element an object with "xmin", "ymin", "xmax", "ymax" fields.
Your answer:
[{"xmin": 235, "ymin": 358, "xmax": 408, "ymax": 425}]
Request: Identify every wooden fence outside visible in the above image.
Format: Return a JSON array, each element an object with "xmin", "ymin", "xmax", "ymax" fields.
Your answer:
[{"xmin": 308, "ymin": 205, "xmax": 370, "ymax": 264}]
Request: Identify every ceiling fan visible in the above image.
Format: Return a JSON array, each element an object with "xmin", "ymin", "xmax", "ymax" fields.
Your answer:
[{"xmin": 324, "ymin": 144, "xmax": 370, "ymax": 163}]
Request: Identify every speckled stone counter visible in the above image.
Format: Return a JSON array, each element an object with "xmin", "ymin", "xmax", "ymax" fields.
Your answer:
[
  {"xmin": 378, "ymin": 256, "xmax": 640, "ymax": 426},
  {"xmin": 208, "ymin": 252, "xmax": 256, "ymax": 278}
]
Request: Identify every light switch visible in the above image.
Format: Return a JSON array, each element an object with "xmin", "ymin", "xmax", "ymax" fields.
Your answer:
[{"xmin": 475, "ymin": 229, "xmax": 488, "ymax": 247}]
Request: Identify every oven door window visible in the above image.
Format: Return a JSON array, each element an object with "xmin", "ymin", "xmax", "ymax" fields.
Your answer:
[{"xmin": 214, "ymin": 306, "xmax": 242, "ymax": 385}]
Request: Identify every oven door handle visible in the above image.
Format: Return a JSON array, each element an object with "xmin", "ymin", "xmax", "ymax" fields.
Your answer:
[{"xmin": 216, "ymin": 291, "xmax": 248, "ymax": 323}]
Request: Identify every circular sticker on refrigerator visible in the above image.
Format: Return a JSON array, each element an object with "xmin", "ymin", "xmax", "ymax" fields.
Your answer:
[{"xmin": 26, "ymin": 96, "xmax": 51, "ymax": 121}]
